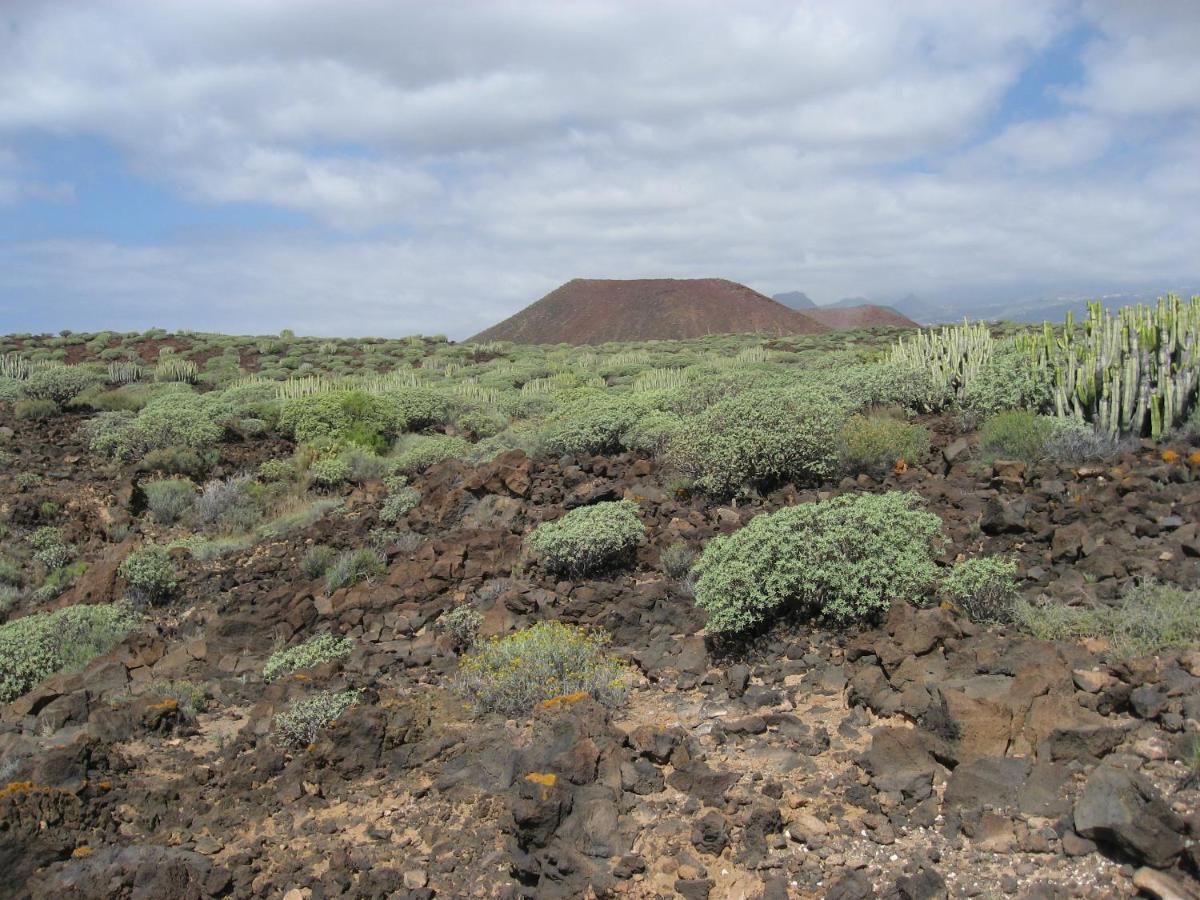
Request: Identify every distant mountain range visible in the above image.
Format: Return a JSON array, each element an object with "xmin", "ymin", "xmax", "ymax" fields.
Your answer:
[{"xmin": 774, "ymin": 286, "xmax": 1200, "ymax": 326}]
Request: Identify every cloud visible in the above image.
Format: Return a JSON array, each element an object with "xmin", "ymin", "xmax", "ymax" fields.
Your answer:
[{"xmin": 0, "ymin": 0, "xmax": 1196, "ymax": 336}]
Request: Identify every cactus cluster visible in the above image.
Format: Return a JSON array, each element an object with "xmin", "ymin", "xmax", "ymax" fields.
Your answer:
[
  {"xmin": 154, "ymin": 356, "xmax": 199, "ymax": 384},
  {"xmin": 0, "ymin": 353, "xmax": 32, "ymax": 380},
  {"xmin": 106, "ymin": 361, "xmax": 144, "ymax": 384},
  {"xmin": 1019, "ymin": 294, "xmax": 1200, "ymax": 439},
  {"xmin": 886, "ymin": 321, "xmax": 994, "ymax": 409}
]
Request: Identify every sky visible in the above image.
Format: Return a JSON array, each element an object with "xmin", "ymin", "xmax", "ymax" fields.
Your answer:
[{"xmin": 0, "ymin": 0, "xmax": 1198, "ymax": 339}]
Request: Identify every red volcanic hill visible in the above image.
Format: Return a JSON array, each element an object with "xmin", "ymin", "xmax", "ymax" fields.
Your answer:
[
  {"xmin": 468, "ymin": 278, "xmax": 830, "ymax": 345},
  {"xmin": 804, "ymin": 305, "xmax": 920, "ymax": 330}
]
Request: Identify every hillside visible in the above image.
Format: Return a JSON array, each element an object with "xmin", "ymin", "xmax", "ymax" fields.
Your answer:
[
  {"xmin": 469, "ymin": 278, "xmax": 829, "ymax": 344},
  {"xmin": 804, "ymin": 304, "xmax": 919, "ymax": 330}
]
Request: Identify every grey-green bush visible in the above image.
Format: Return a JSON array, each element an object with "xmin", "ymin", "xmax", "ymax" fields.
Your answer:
[
  {"xmin": 667, "ymin": 388, "xmax": 846, "ymax": 496},
  {"xmin": 263, "ymin": 632, "xmax": 355, "ymax": 682},
  {"xmin": 143, "ymin": 477, "xmax": 196, "ymax": 525},
  {"xmin": 0, "ymin": 602, "xmax": 138, "ymax": 702},
  {"xmin": 941, "ymin": 556, "xmax": 1019, "ymax": 624},
  {"xmin": 273, "ymin": 689, "xmax": 362, "ymax": 747},
  {"xmin": 693, "ymin": 491, "xmax": 942, "ymax": 633},
  {"xmin": 118, "ymin": 546, "xmax": 178, "ymax": 603},
  {"xmin": 454, "ymin": 621, "xmax": 633, "ymax": 715},
  {"xmin": 525, "ymin": 500, "xmax": 644, "ymax": 577}
]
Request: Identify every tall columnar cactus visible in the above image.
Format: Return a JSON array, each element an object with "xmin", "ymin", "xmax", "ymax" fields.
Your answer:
[
  {"xmin": 1017, "ymin": 294, "xmax": 1200, "ymax": 439},
  {"xmin": 886, "ymin": 320, "xmax": 995, "ymax": 409}
]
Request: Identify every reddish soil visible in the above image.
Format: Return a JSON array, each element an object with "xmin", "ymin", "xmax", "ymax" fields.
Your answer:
[
  {"xmin": 469, "ymin": 279, "xmax": 831, "ymax": 345},
  {"xmin": 804, "ymin": 305, "xmax": 919, "ymax": 330}
]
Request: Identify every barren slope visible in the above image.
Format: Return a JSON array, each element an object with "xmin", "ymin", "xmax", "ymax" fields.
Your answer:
[
  {"xmin": 804, "ymin": 304, "xmax": 919, "ymax": 329},
  {"xmin": 469, "ymin": 278, "xmax": 829, "ymax": 344}
]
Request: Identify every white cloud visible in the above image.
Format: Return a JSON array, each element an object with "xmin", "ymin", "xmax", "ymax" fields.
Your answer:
[{"xmin": 0, "ymin": 0, "xmax": 1196, "ymax": 335}]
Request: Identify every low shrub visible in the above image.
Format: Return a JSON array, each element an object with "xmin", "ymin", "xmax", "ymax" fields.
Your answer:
[
  {"xmin": 538, "ymin": 392, "xmax": 645, "ymax": 457},
  {"xmin": 0, "ymin": 602, "xmax": 138, "ymax": 703},
  {"xmin": 258, "ymin": 459, "xmax": 296, "ymax": 482},
  {"xmin": 23, "ymin": 365, "xmax": 102, "ymax": 406},
  {"xmin": 1014, "ymin": 581, "xmax": 1200, "ymax": 658},
  {"xmin": 380, "ymin": 476, "xmax": 420, "ymax": 523},
  {"xmin": 435, "ymin": 604, "xmax": 483, "ymax": 651},
  {"xmin": 454, "ymin": 621, "xmax": 633, "ymax": 715},
  {"xmin": 194, "ymin": 475, "xmax": 257, "ymax": 529},
  {"xmin": 525, "ymin": 500, "xmax": 644, "ymax": 577},
  {"xmin": 143, "ymin": 478, "xmax": 196, "ymax": 525},
  {"xmin": 961, "ymin": 345, "xmax": 1051, "ymax": 417},
  {"xmin": 29, "ymin": 526, "xmax": 72, "ymax": 571},
  {"xmin": 139, "ymin": 447, "xmax": 217, "ymax": 479},
  {"xmin": 660, "ymin": 541, "xmax": 695, "ymax": 580},
  {"xmin": 692, "ymin": 491, "xmax": 942, "ymax": 634},
  {"xmin": 263, "ymin": 632, "xmax": 355, "ymax": 682},
  {"xmin": 620, "ymin": 410, "xmax": 682, "ymax": 455},
  {"xmin": 32, "ymin": 561, "xmax": 87, "ymax": 602},
  {"xmin": 302, "ymin": 545, "xmax": 337, "ymax": 579},
  {"xmin": 837, "ymin": 412, "xmax": 930, "ymax": 477},
  {"xmin": 325, "ymin": 547, "xmax": 386, "ymax": 594},
  {"xmin": 940, "ymin": 556, "xmax": 1019, "ymax": 624},
  {"xmin": 389, "ymin": 434, "xmax": 472, "ymax": 475},
  {"xmin": 1043, "ymin": 418, "xmax": 1127, "ymax": 463},
  {"xmin": 146, "ymin": 679, "xmax": 206, "ymax": 721},
  {"xmin": 666, "ymin": 388, "xmax": 845, "ymax": 496},
  {"xmin": 309, "ymin": 455, "xmax": 352, "ymax": 487},
  {"xmin": 14, "ymin": 399, "xmax": 58, "ymax": 420},
  {"xmin": 980, "ymin": 411, "xmax": 1055, "ymax": 462},
  {"xmin": 118, "ymin": 546, "xmax": 178, "ymax": 604},
  {"xmin": 273, "ymin": 689, "xmax": 362, "ymax": 747}
]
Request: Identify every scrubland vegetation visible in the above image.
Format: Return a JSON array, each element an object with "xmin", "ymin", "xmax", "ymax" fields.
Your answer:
[{"xmin": 3, "ymin": 298, "xmax": 1200, "ymax": 896}]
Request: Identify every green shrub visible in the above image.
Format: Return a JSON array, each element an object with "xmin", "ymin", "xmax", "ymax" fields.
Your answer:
[
  {"xmin": 666, "ymin": 388, "xmax": 846, "ymax": 496},
  {"xmin": 33, "ymin": 561, "xmax": 87, "ymax": 602},
  {"xmin": 28, "ymin": 526, "xmax": 72, "ymax": 570},
  {"xmin": 980, "ymin": 410, "xmax": 1055, "ymax": 462},
  {"xmin": 140, "ymin": 447, "xmax": 217, "ymax": 479},
  {"xmin": 692, "ymin": 491, "xmax": 942, "ymax": 633},
  {"xmin": 435, "ymin": 604, "xmax": 483, "ymax": 650},
  {"xmin": 454, "ymin": 621, "xmax": 633, "ymax": 715},
  {"xmin": 302, "ymin": 545, "xmax": 336, "ymax": 578},
  {"xmin": 194, "ymin": 475, "xmax": 258, "ymax": 530},
  {"xmin": 961, "ymin": 345, "xmax": 1051, "ymax": 417},
  {"xmin": 86, "ymin": 394, "xmax": 222, "ymax": 459},
  {"xmin": 143, "ymin": 478, "xmax": 196, "ymax": 525},
  {"xmin": 389, "ymin": 434, "xmax": 471, "ymax": 475},
  {"xmin": 539, "ymin": 392, "xmax": 645, "ymax": 457},
  {"xmin": 1014, "ymin": 581, "xmax": 1200, "ymax": 658},
  {"xmin": 118, "ymin": 546, "xmax": 178, "ymax": 604},
  {"xmin": 263, "ymin": 632, "xmax": 355, "ymax": 682},
  {"xmin": 23, "ymin": 365, "xmax": 102, "ymax": 406},
  {"xmin": 278, "ymin": 388, "xmax": 449, "ymax": 449},
  {"xmin": 273, "ymin": 689, "xmax": 362, "ymax": 747},
  {"xmin": 14, "ymin": 399, "xmax": 58, "ymax": 420},
  {"xmin": 0, "ymin": 602, "xmax": 138, "ymax": 702},
  {"xmin": 526, "ymin": 500, "xmax": 644, "ymax": 577},
  {"xmin": 146, "ymin": 679, "xmax": 206, "ymax": 720},
  {"xmin": 309, "ymin": 454, "xmax": 352, "ymax": 487},
  {"xmin": 660, "ymin": 541, "xmax": 695, "ymax": 580},
  {"xmin": 0, "ymin": 557, "xmax": 21, "ymax": 586},
  {"xmin": 258, "ymin": 458, "xmax": 297, "ymax": 482},
  {"xmin": 325, "ymin": 547, "xmax": 386, "ymax": 593},
  {"xmin": 941, "ymin": 556, "xmax": 1019, "ymax": 624},
  {"xmin": 380, "ymin": 477, "xmax": 420, "ymax": 523},
  {"xmin": 838, "ymin": 412, "xmax": 931, "ymax": 477},
  {"xmin": 620, "ymin": 410, "xmax": 683, "ymax": 455}
]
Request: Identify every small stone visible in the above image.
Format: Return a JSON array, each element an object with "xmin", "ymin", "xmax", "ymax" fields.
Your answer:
[{"xmin": 403, "ymin": 870, "xmax": 428, "ymax": 889}]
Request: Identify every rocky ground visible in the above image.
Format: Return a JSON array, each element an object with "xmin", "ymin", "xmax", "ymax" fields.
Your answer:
[{"xmin": 1, "ymin": 409, "xmax": 1199, "ymax": 899}]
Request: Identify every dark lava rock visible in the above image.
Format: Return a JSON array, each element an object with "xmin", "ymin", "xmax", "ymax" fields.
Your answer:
[{"xmin": 1073, "ymin": 766, "xmax": 1185, "ymax": 868}]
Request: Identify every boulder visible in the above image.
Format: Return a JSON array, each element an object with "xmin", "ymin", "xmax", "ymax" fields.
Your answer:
[{"xmin": 1073, "ymin": 766, "xmax": 1185, "ymax": 868}]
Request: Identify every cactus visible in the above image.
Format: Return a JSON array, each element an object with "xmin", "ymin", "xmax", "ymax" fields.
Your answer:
[
  {"xmin": 1019, "ymin": 294, "xmax": 1200, "ymax": 440},
  {"xmin": 886, "ymin": 320, "xmax": 995, "ymax": 410}
]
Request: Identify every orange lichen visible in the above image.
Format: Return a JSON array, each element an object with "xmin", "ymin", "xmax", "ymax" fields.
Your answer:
[
  {"xmin": 96, "ymin": 781, "xmax": 112, "ymax": 791},
  {"xmin": 71, "ymin": 846, "xmax": 93, "ymax": 858},
  {"xmin": 1162, "ymin": 449, "xmax": 1180, "ymax": 464},
  {"xmin": 1188, "ymin": 450, "xmax": 1200, "ymax": 467},
  {"xmin": 0, "ymin": 782, "xmax": 39, "ymax": 800},
  {"xmin": 524, "ymin": 772, "xmax": 557, "ymax": 788},
  {"xmin": 146, "ymin": 698, "xmax": 178, "ymax": 713},
  {"xmin": 537, "ymin": 690, "xmax": 589, "ymax": 710},
  {"xmin": 893, "ymin": 459, "xmax": 908, "ymax": 475}
]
